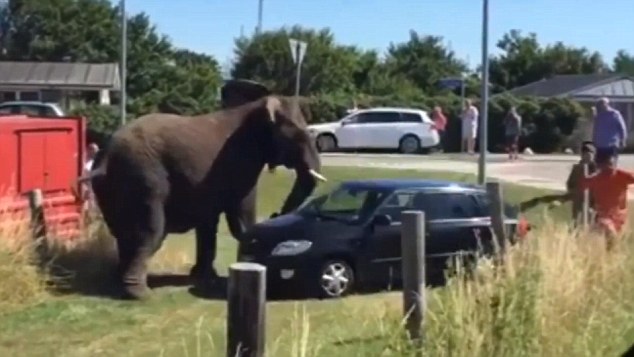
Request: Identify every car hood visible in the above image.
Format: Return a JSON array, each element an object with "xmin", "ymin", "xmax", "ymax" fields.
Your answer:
[
  {"xmin": 244, "ymin": 212, "xmax": 361, "ymax": 246},
  {"xmin": 307, "ymin": 122, "xmax": 339, "ymax": 132}
]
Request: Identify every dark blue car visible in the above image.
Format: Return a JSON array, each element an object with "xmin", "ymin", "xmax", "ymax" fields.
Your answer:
[{"xmin": 238, "ymin": 179, "xmax": 528, "ymax": 298}]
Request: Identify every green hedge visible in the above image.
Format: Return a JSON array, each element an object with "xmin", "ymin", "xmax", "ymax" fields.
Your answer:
[
  {"xmin": 303, "ymin": 93, "xmax": 588, "ymax": 153},
  {"xmin": 77, "ymin": 92, "xmax": 588, "ymax": 154}
]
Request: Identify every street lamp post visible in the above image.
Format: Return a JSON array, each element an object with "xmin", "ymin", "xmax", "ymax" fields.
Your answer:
[
  {"xmin": 120, "ymin": 0, "xmax": 127, "ymax": 127},
  {"xmin": 477, "ymin": 0, "xmax": 490, "ymax": 185},
  {"xmin": 256, "ymin": 0, "xmax": 263, "ymax": 35}
]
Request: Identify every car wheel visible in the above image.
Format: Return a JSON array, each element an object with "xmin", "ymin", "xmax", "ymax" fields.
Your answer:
[
  {"xmin": 316, "ymin": 134, "xmax": 337, "ymax": 152},
  {"xmin": 317, "ymin": 259, "xmax": 355, "ymax": 298},
  {"xmin": 399, "ymin": 135, "xmax": 420, "ymax": 154}
]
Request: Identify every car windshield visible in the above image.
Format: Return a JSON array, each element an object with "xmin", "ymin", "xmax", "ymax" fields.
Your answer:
[{"xmin": 297, "ymin": 184, "xmax": 391, "ymax": 223}]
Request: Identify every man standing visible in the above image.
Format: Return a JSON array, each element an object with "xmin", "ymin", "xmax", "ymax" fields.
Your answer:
[
  {"xmin": 461, "ymin": 99, "xmax": 479, "ymax": 154},
  {"xmin": 504, "ymin": 106, "xmax": 522, "ymax": 161},
  {"xmin": 592, "ymin": 97, "xmax": 627, "ymax": 164}
]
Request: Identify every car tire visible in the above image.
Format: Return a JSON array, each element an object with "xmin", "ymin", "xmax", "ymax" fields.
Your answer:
[
  {"xmin": 399, "ymin": 135, "xmax": 420, "ymax": 154},
  {"xmin": 315, "ymin": 134, "xmax": 337, "ymax": 152},
  {"xmin": 316, "ymin": 259, "xmax": 355, "ymax": 299}
]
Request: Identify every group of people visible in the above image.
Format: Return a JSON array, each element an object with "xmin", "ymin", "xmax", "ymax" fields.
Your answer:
[
  {"xmin": 430, "ymin": 100, "xmax": 522, "ymax": 160},
  {"xmin": 430, "ymin": 96, "xmax": 631, "ymax": 249},
  {"xmin": 522, "ymin": 97, "xmax": 630, "ymax": 250}
]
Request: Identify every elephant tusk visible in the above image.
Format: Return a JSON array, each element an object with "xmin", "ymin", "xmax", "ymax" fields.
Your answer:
[{"xmin": 308, "ymin": 169, "xmax": 328, "ymax": 182}]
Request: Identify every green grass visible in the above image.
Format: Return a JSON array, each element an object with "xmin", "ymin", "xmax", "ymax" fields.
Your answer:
[{"xmin": 1, "ymin": 166, "xmax": 632, "ymax": 357}]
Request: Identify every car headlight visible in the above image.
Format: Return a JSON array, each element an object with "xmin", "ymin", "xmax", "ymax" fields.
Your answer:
[{"xmin": 271, "ymin": 240, "xmax": 313, "ymax": 256}]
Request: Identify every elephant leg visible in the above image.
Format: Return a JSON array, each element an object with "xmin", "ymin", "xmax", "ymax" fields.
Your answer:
[
  {"xmin": 117, "ymin": 200, "xmax": 166, "ymax": 300},
  {"xmin": 226, "ymin": 188, "xmax": 257, "ymax": 262},
  {"xmin": 189, "ymin": 213, "xmax": 221, "ymax": 281}
]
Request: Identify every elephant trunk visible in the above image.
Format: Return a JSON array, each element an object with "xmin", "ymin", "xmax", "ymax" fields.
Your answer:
[{"xmin": 278, "ymin": 169, "xmax": 318, "ymax": 215}]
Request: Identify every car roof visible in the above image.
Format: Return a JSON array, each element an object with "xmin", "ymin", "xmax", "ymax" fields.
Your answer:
[
  {"xmin": 0, "ymin": 101, "xmax": 57, "ymax": 106},
  {"xmin": 340, "ymin": 179, "xmax": 483, "ymax": 192},
  {"xmin": 355, "ymin": 107, "xmax": 427, "ymax": 115}
]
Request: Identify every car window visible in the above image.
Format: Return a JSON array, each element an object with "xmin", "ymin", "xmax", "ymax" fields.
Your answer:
[
  {"xmin": 0, "ymin": 106, "xmax": 13, "ymax": 115},
  {"xmin": 375, "ymin": 192, "xmax": 416, "ymax": 223},
  {"xmin": 474, "ymin": 193, "xmax": 517, "ymax": 218},
  {"xmin": 19, "ymin": 105, "xmax": 42, "ymax": 116},
  {"xmin": 400, "ymin": 113, "xmax": 423, "ymax": 123},
  {"xmin": 410, "ymin": 192, "xmax": 481, "ymax": 220},
  {"xmin": 356, "ymin": 112, "xmax": 400, "ymax": 124}
]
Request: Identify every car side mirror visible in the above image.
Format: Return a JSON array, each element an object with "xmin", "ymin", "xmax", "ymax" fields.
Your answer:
[
  {"xmin": 372, "ymin": 214, "xmax": 392, "ymax": 226},
  {"xmin": 341, "ymin": 120, "xmax": 348, "ymax": 127}
]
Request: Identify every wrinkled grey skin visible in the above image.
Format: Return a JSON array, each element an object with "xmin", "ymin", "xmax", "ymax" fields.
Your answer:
[{"xmin": 86, "ymin": 82, "xmax": 323, "ymax": 300}]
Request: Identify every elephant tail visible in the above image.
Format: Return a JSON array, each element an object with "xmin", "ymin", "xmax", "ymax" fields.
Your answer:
[{"xmin": 70, "ymin": 165, "xmax": 108, "ymax": 202}]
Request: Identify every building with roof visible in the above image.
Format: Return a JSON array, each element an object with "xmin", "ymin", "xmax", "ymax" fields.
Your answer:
[
  {"xmin": 0, "ymin": 61, "xmax": 120, "ymax": 108},
  {"xmin": 501, "ymin": 73, "xmax": 634, "ymax": 126}
]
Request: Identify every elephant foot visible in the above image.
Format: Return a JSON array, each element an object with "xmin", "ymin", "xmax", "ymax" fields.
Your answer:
[{"xmin": 120, "ymin": 283, "xmax": 152, "ymax": 301}]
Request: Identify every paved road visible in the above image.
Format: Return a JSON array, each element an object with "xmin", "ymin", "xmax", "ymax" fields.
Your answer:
[{"xmin": 320, "ymin": 152, "xmax": 634, "ymax": 199}]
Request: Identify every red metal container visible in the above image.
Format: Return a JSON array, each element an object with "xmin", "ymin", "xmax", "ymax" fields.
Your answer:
[{"xmin": 0, "ymin": 114, "xmax": 87, "ymax": 240}]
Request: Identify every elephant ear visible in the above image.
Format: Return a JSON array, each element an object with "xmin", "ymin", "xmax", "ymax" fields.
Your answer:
[{"xmin": 221, "ymin": 79, "xmax": 272, "ymax": 109}]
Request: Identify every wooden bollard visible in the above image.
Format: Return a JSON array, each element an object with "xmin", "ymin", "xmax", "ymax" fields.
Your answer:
[
  {"xmin": 486, "ymin": 181, "xmax": 506, "ymax": 253},
  {"xmin": 226, "ymin": 262, "xmax": 267, "ymax": 357},
  {"xmin": 27, "ymin": 189, "xmax": 47, "ymax": 241},
  {"xmin": 401, "ymin": 210, "xmax": 426, "ymax": 353}
]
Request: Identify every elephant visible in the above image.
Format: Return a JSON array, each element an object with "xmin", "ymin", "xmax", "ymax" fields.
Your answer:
[{"xmin": 83, "ymin": 85, "xmax": 326, "ymax": 300}]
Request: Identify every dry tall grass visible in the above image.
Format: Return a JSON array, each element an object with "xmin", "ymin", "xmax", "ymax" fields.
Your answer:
[
  {"xmin": 0, "ymin": 198, "xmax": 119, "ymax": 314},
  {"xmin": 2, "ymin": 195, "xmax": 633, "ymax": 356}
]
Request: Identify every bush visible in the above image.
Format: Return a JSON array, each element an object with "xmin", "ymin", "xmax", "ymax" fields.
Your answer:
[{"xmin": 303, "ymin": 93, "xmax": 586, "ymax": 154}]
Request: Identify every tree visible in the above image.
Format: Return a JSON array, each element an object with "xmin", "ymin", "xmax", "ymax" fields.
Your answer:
[
  {"xmin": 231, "ymin": 25, "xmax": 361, "ymax": 95},
  {"xmin": 351, "ymin": 48, "xmax": 421, "ymax": 97},
  {"xmin": 383, "ymin": 31, "xmax": 468, "ymax": 95},
  {"xmin": 3, "ymin": 0, "xmax": 221, "ymax": 130},
  {"xmin": 613, "ymin": 50, "xmax": 634, "ymax": 76},
  {"xmin": 489, "ymin": 30, "xmax": 609, "ymax": 92}
]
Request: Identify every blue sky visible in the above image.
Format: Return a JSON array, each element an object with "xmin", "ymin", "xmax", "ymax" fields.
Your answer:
[{"xmin": 122, "ymin": 0, "xmax": 634, "ymax": 72}]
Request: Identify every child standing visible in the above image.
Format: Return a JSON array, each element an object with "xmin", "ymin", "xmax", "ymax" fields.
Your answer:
[
  {"xmin": 566, "ymin": 141, "xmax": 597, "ymax": 224},
  {"xmin": 579, "ymin": 149, "xmax": 634, "ymax": 249}
]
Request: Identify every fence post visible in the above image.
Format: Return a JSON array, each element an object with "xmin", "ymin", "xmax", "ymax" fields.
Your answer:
[
  {"xmin": 401, "ymin": 210, "xmax": 425, "ymax": 353},
  {"xmin": 226, "ymin": 262, "xmax": 267, "ymax": 357},
  {"xmin": 27, "ymin": 189, "xmax": 46, "ymax": 241},
  {"xmin": 486, "ymin": 181, "xmax": 506, "ymax": 254}
]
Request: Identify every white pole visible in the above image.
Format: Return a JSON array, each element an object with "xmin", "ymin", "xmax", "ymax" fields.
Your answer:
[
  {"xmin": 120, "ymin": 0, "xmax": 127, "ymax": 127},
  {"xmin": 477, "ymin": 0, "xmax": 489, "ymax": 185},
  {"xmin": 256, "ymin": 0, "xmax": 263, "ymax": 35}
]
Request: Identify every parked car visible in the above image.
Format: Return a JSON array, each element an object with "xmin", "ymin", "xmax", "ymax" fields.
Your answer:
[
  {"xmin": 307, "ymin": 107, "xmax": 440, "ymax": 154},
  {"xmin": 238, "ymin": 179, "xmax": 530, "ymax": 299},
  {"xmin": 0, "ymin": 101, "xmax": 66, "ymax": 117}
]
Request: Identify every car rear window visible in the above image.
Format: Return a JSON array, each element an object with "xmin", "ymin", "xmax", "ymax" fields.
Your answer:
[
  {"xmin": 410, "ymin": 192, "xmax": 481, "ymax": 220},
  {"xmin": 474, "ymin": 193, "xmax": 518, "ymax": 218}
]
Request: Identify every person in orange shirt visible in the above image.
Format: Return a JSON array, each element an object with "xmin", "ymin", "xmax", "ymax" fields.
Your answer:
[{"xmin": 579, "ymin": 149, "xmax": 634, "ymax": 249}]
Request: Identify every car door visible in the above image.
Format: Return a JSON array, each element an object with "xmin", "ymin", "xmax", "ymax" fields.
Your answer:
[
  {"xmin": 333, "ymin": 114, "xmax": 363, "ymax": 148},
  {"xmin": 361, "ymin": 191, "xmax": 416, "ymax": 286},
  {"xmin": 408, "ymin": 191, "xmax": 486, "ymax": 270},
  {"xmin": 362, "ymin": 111, "xmax": 402, "ymax": 148},
  {"xmin": 347, "ymin": 112, "xmax": 393, "ymax": 149}
]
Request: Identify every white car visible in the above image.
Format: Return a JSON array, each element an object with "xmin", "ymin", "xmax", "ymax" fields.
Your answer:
[
  {"xmin": 307, "ymin": 107, "xmax": 440, "ymax": 154},
  {"xmin": 0, "ymin": 101, "xmax": 66, "ymax": 117}
]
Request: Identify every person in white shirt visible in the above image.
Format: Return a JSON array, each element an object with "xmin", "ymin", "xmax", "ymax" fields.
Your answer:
[{"xmin": 461, "ymin": 99, "xmax": 479, "ymax": 154}]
